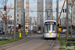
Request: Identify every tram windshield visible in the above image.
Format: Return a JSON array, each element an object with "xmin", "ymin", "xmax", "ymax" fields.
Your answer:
[
  {"xmin": 45, "ymin": 24, "xmax": 51, "ymax": 33},
  {"xmin": 52, "ymin": 24, "xmax": 56, "ymax": 31},
  {"xmin": 45, "ymin": 22, "xmax": 56, "ymax": 33}
]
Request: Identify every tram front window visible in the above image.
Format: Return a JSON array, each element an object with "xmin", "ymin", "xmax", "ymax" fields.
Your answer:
[
  {"xmin": 45, "ymin": 24, "xmax": 51, "ymax": 33},
  {"xmin": 52, "ymin": 24, "xmax": 56, "ymax": 32}
]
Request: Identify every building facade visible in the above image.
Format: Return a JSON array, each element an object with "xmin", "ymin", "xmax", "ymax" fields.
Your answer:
[
  {"xmin": 45, "ymin": 0, "xmax": 53, "ymax": 20},
  {"xmin": 37, "ymin": 0, "xmax": 43, "ymax": 26},
  {"xmin": 16, "ymin": 0, "xmax": 24, "ymax": 24},
  {"xmin": 26, "ymin": 0, "xmax": 29, "ymax": 23},
  {"xmin": 72, "ymin": 1, "xmax": 75, "ymax": 25}
]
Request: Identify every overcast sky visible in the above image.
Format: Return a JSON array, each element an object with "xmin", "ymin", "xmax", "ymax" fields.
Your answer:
[{"xmin": 0, "ymin": 0, "xmax": 67, "ymax": 20}]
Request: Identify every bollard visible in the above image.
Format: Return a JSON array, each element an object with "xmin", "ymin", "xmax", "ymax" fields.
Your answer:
[
  {"xmin": 19, "ymin": 33, "xmax": 21, "ymax": 37},
  {"xmin": 11, "ymin": 32, "xmax": 13, "ymax": 35},
  {"xmin": 19, "ymin": 28, "xmax": 21, "ymax": 37},
  {"xmin": 57, "ymin": 33, "xmax": 59, "ymax": 37},
  {"xmin": 9, "ymin": 32, "xmax": 10, "ymax": 34}
]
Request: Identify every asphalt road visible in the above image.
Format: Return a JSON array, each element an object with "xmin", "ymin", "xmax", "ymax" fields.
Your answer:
[{"xmin": 0, "ymin": 34, "xmax": 60, "ymax": 50}]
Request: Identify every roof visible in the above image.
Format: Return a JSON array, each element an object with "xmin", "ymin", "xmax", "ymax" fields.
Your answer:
[{"xmin": 44, "ymin": 20, "xmax": 56, "ymax": 23}]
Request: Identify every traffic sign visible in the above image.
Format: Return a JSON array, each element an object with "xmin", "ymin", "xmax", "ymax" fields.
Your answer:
[{"xmin": 21, "ymin": 27, "xmax": 23, "ymax": 29}]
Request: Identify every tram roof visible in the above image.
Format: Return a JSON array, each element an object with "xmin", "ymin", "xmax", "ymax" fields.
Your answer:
[{"xmin": 45, "ymin": 20, "xmax": 56, "ymax": 22}]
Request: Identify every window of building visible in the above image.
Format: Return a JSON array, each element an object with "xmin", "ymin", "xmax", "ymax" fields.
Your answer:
[
  {"xmin": 17, "ymin": 19, "xmax": 19, "ymax": 22},
  {"xmin": 17, "ymin": 14, "xmax": 19, "ymax": 17},
  {"xmin": 20, "ymin": 6, "xmax": 21, "ymax": 8},
  {"xmin": 17, "ymin": 2, "xmax": 19, "ymax": 5},
  {"xmin": 17, "ymin": 6, "xmax": 19, "ymax": 8},
  {"xmin": 17, "ymin": 23, "xmax": 19, "ymax": 24},
  {"xmin": 20, "ymin": 2, "xmax": 21, "ymax": 5},
  {"xmin": 17, "ymin": 10, "xmax": 19, "ymax": 13},
  {"xmin": 26, "ymin": 2, "xmax": 29, "ymax": 4},
  {"xmin": 11, "ymin": 16, "xmax": 12, "ymax": 18}
]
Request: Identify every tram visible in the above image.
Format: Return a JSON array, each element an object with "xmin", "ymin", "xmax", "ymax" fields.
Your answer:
[{"xmin": 43, "ymin": 20, "xmax": 57, "ymax": 38}]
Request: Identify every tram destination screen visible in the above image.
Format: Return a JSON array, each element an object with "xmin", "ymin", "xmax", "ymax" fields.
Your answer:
[{"xmin": 45, "ymin": 22, "xmax": 54, "ymax": 24}]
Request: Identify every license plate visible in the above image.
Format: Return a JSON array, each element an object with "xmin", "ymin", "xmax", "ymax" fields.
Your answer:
[{"xmin": 49, "ymin": 33, "xmax": 52, "ymax": 36}]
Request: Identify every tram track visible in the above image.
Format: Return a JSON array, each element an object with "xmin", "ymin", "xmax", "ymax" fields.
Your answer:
[
  {"xmin": 0, "ymin": 34, "xmax": 57, "ymax": 50},
  {"xmin": 34, "ymin": 39, "xmax": 48, "ymax": 50},
  {"xmin": 48, "ymin": 40, "xmax": 56, "ymax": 50},
  {"xmin": 34, "ymin": 38, "xmax": 56, "ymax": 50}
]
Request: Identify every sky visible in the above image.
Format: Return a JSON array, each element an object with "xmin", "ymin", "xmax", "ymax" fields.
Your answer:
[{"xmin": 0, "ymin": 0, "xmax": 67, "ymax": 20}]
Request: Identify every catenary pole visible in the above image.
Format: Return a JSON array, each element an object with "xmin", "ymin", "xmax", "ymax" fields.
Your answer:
[
  {"xmin": 66, "ymin": 0, "xmax": 69, "ymax": 39},
  {"xmin": 5, "ymin": 0, "xmax": 7, "ymax": 39},
  {"xmin": 23, "ymin": 10, "xmax": 25, "ymax": 37},
  {"xmin": 14, "ymin": 0, "xmax": 16, "ymax": 40},
  {"xmin": 56, "ymin": 0, "xmax": 59, "ymax": 37}
]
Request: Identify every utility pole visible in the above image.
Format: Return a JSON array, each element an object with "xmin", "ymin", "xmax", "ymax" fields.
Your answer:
[
  {"xmin": 14, "ymin": 0, "xmax": 16, "ymax": 40},
  {"xmin": 22, "ymin": 0, "xmax": 25, "ymax": 37},
  {"xmin": 47, "ymin": 10, "xmax": 48, "ymax": 20},
  {"xmin": 5, "ymin": 0, "xmax": 7, "ymax": 39},
  {"xmin": 5, "ymin": 12, "xmax": 7, "ymax": 39},
  {"xmin": 56, "ymin": 0, "xmax": 59, "ymax": 36},
  {"xmin": 33, "ymin": 17, "xmax": 35, "ymax": 30},
  {"xmin": 23, "ymin": 10, "xmax": 25, "ymax": 37},
  {"xmin": 66, "ymin": 0, "xmax": 69, "ymax": 39},
  {"xmin": 34, "ymin": 17, "xmax": 35, "ymax": 26},
  {"xmin": 30, "ymin": 17, "xmax": 32, "ymax": 31},
  {"xmin": 30, "ymin": 17, "xmax": 32, "ymax": 33},
  {"xmin": 71, "ymin": 6, "xmax": 72, "ymax": 39},
  {"xmin": 46, "ymin": 9, "xmax": 49, "ymax": 20}
]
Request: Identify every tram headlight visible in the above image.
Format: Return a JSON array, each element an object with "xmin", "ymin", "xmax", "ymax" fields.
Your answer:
[{"xmin": 52, "ymin": 31, "xmax": 55, "ymax": 33}]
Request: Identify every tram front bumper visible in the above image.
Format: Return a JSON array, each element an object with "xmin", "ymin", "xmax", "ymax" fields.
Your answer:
[{"xmin": 43, "ymin": 33, "xmax": 57, "ymax": 38}]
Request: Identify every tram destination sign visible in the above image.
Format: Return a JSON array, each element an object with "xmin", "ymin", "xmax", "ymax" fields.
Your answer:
[{"xmin": 45, "ymin": 22, "xmax": 54, "ymax": 24}]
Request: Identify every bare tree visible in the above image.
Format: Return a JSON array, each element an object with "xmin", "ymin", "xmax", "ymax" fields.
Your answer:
[
  {"xmin": 0, "ymin": 0, "xmax": 13, "ymax": 11},
  {"xmin": 0, "ymin": 0, "xmax": 14, "ymax": 22},
  {"xmin": 0, "ymin": 0, "xmax": 8, "ymax": 6}
]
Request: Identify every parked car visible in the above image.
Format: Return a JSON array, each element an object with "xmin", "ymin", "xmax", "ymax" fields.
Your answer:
[
  {"xmin": 69, "ymin": 30, "xmax": 75, "ymax": 34},
  {"xmin": 72, "ymin": 31, "xmax": 75, "ymax": 34},
  {"xmin": 33, "ymin": 30, "xmax": 37, "ymax": 33},
  {"xmin": 59, "ymin": 31, "xmax": 65, "ymax": 33},
  {"xmin": 63, "ymin": 29, "xmax": 66, "ymax": 33},
  {"xmin": 37, "ymin": 31, "xmax": 42, "ymax": 33},
  {"xmin": 0, "ymin": 29, "xmax": 4, "ymax": 35}
]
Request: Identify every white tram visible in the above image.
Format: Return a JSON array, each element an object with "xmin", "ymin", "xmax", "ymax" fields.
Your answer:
[{"xmin": 43, "ymin": 20, "xmax": 57, "ymax": 38}]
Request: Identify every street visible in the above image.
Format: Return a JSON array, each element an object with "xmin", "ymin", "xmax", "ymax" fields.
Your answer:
[
  {"xmin": 0, "ymin": 0, "xmax": 74, "ymax": 50},
  {"xmin": 0, "ymin": 34, "xmax": 60, "ymax": 50}
]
